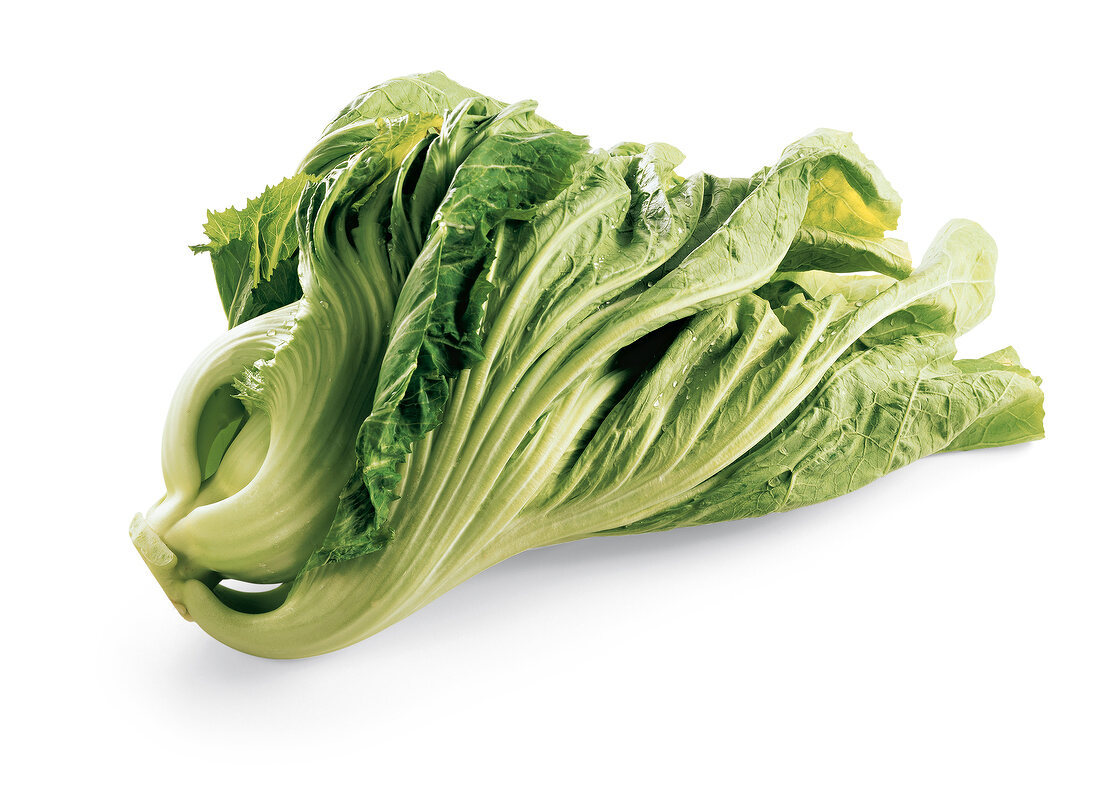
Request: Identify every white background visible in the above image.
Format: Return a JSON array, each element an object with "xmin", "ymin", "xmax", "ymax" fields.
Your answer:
[{"xmin": 5, "ymin": 1, "xmax": 1097, "ymax": 794}]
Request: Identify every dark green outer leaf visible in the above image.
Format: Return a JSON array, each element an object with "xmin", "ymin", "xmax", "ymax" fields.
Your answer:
[
  {"xmin": 300, "ymin": 73, "xmax": 499, "ymax": 176},
  {"xmin": 322, "ymin": 72, "xmax": 506, "ymax": 140},
  {"xmin": 191, "ymin": 173, "xmax": 313, "ymax": 327},
  {"xmin": 307, "ymin": 125, "xmax": 589, "ymax": 567}
]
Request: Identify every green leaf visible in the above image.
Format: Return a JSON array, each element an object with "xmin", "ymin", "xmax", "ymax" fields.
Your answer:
[
  {"xmin": 300, "ymin": 72, "xmax": 506, "ymax": 176},
  {"xmin": 391, "ymin": 98, "xmax": 554, "ymax": 285},
  {"xmin": 322, "ymin": 72, "xmax": 506, "ymax": 140},
  {"xmin": 944, "ymin": 347, "xmax": 1045, "ymax": 450},
  {"xmin": 539, "ymin": 294, "xmax": 788, "ymax": 507},
  {"xmin": 657, "ymin": 175, "xmax": 751, "ymax": 277},
  {"xmin": 617, "ymin": 129, "xmax": 904, "ymax": 329},
  {"xmin": 533, "ymin": 218, "xmax": 1011, "ymax": 535},
  {"xmin": 860, "ymin": 219, "xmax": 997, "ymax": 345},
  {"xmin": 762, "ymin": 269, "xmax": 897, "ymax": 310},
  {"xmin": 772, "ymin": 129, "xmax": 910, "ymax": 279},
  {"xmin": 307, "ymin": 115, "xmax": 589, "ymax": 566},
  {"xmin": 779, "ymin": 227, "xmax": 912, "ymax": 278},
  {"xmin": 191, "ymin": 173, "xmax": 314, "ymax": 327},
  {"xmin": 456, "ymin": 130, "xmax": 909, "ymax": 531},
  {"xmin": 488, "ymin": 143, "xmax": 705, "ymax": 372},
  {"xmin": 611, "ymin": 333, "xmax": 1044, "ymax": 533}
]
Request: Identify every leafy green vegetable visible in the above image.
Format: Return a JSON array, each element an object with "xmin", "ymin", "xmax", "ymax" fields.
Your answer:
[
  {"xmin": 191, "ymin": 173, "xmax": 314, "ymax": 328},
  {"xmin": 132, "ymin": 73, "xmax": 1044, "ymax": 657}
]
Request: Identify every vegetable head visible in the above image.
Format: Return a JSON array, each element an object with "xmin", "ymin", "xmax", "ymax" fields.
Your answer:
[{"xmin": 132, "ymin": 72, "xmax": 1043, "ymax": 657}]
